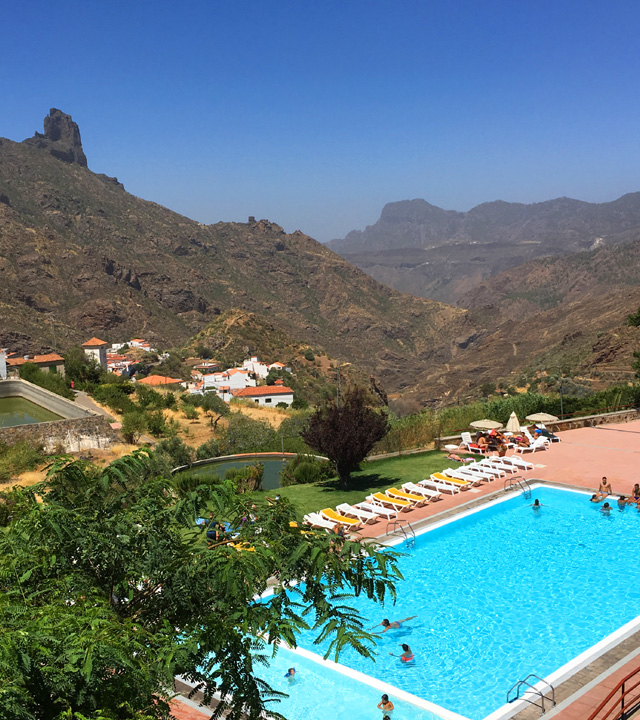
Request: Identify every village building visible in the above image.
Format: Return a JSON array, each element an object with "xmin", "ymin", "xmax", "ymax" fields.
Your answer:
[
  {"xmin": 135, "ymin": 374, "xmax": 184, "ymax": 390},
  {"xmin": 82, "ymin": 337, "xmax": 109, "ymax": 369},
  {"xmin": 5, "ymin": 352, "xmax": 66, "ymax": 378},
  {"xmin": 232, "ymin": 379, "xmax": 294, "ymax": 406},
  {"xmin": 241, "ymin": 356, "xmax": 270, "ymax": 379}
]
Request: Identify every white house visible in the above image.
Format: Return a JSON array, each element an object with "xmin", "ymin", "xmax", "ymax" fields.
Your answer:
[
  {"xmin": 232, "ymin": 379, "xmax": 294, "ymax": 407},
  {"xmin": 82, "ymin": 337, "xmax": 109, "ymax": 369},
  {"xmin": 203, "ymin": 368, "xmax": 256, "ymax": 392},
  {"xmin": 242, "ymin": 356, "xmax": 270, "ymax": 379}
]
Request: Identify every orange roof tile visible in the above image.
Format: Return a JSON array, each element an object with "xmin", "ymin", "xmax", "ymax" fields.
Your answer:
[
  {"xmin": 7, "ymin": 353, "xmax": 65, "ymax": 366},
  {"xmin": 136, "ymin": 375, "xmax": 183, "ymax": 386},
  {"xmin": 82, "ymin": 337, "xmax": 109, "ymax": 347},
  {"xmin": 232, "ymin": 385, "xmax": 293, "ymax": 397}
]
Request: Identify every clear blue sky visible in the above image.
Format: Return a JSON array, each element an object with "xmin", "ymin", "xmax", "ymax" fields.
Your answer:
[{"xmin": 4, "ymin": 0, "xmax": 640, "ymax": 241}]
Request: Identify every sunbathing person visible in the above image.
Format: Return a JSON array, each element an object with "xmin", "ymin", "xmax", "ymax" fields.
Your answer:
[
  {"xmin": 373, "ymin": 615, "xmax": 418, "ymax": 633},
  {"xmin": 476, "ymin": 433, "xmax": 489, "ymax": 452},
  {"xmin": 514, "ymin": 434, "xmax": 530, "ymax": 448}
]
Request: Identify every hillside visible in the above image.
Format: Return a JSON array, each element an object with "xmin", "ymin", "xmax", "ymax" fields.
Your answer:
[
  {"xmin": 0, "ymin": 110, "xmax": 467, "ymax": 398},
  {"xmin": 329, "ymin": 196, "xmax": 640, "ymax": 304}
]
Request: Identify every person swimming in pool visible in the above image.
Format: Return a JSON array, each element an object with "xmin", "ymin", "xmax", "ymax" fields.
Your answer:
[
  {"xmin": 617, "ymin": 495, "xmax": 627, "ymax": 510},
  {"xmin": 531, "ymin": 499, "xmax": 542, "ymax": 511},
  {"xmin": 377, "ymin": 694, "xmax": 394, "ymax": 716},
  {"xmin": 373, "ymin": 615, "xmax": 418, "ymax": 633},
  {"xmin": 284, "ymin": 667, "xmax": 296, "ymax": 682},
  {"xmin": 389, "ymin": 643, "xmax": 414, "ymax": 663},
  {"xmin": 601, "ymin": 502, "xmax": 611, "ymax": 515}
]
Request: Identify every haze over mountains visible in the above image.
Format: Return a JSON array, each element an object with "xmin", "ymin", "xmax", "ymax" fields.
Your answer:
[
  {"xmin": 1, "ymin": 109, "xmax": 640, "ymax": 411},
  {"xmin": 329, "ymin": 196, "xmax": 640, "ymax": 304}
]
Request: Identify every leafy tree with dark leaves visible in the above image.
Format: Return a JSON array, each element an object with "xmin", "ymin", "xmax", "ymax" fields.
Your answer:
[
  {"xmin": 0, "ymin": 451, "xmax": 400, "ymax": 720},
  {"xmin": 301, "ymin": 385, "xmax": 389, "ymax": 488}
]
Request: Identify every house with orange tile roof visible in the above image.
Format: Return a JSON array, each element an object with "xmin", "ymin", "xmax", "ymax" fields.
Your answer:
[
  {"xmin": 82, "ymin": 337, "xmax": 109, "ymax": 369},
  {"xmin": 136, "ymin": 374, "xmax": 184, "ymax": 389},
  {"xmin": 232, "ymin": 379, "xmax": 294, "ymax": 406},
  {"xmin": 5, "ymin": 352, "xmax": 66, "ymax": 378}
]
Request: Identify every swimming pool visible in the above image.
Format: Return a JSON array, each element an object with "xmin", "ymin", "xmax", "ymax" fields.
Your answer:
[{"xmin": 262, "ymin": 486, "xmax": 640, "ymax": 720}]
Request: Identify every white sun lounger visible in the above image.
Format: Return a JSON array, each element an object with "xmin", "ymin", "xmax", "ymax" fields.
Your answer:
[
  {"xmin": 443, "ymin": 468, "xmax": 485, "ymax": 486},
  {"xmin": 473, "ymin": 460, "xmax": 507, "ymax": 477},
  {"xmin": 452, "ymin": 464, "xmax": 495, "ymax": 481},
  {"xmin": 420, "ymin": 478, "xmax": 461, "ymax": 495},
  {"xmin": 366, "ymin": 493, "xmax": 413, "ymax": 513},
  {"xmin": 336, "ymin": 503, "xmax": 379, "ymax": 524},
  {"xmin": 464, "ymin": 463, "xmax": 501, "ymax": 480},
  {"xmin": 516, "ymin": 437, "xmax": 548, "ymax": 454},
  {"xmin": 460, "ymin": 431, "xmax": 484, "ymax": 453},
  {"xmin": 501, "ymin": 455, "xmax": 533, "ymax": 470},
  {"xmin": 303, "ymin": 512, "xmax": 336, "ymax": 530},
  {"xmin": 356, "ymin": 501, "xmax": 397, "ymax": 520},
  {"xmin": 482, "ymin": 458, "xmax": 517, "ymax": 474},
  {"xmin": 402, "ymin": 482, "xmax": 442, "ymax": 501}
]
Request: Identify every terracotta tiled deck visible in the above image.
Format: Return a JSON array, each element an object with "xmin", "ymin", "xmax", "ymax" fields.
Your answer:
[{"xmin": 357, "ymin": 419, "xmax": 640, "ymax": 540}]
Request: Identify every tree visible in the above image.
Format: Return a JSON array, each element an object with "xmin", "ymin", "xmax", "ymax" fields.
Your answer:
[
  {"xmin": 0, "ymin": 452, "xmax": 401, "ymax": 719},
  {"xmin": 223, "ymin": 413, "xmax": 277, "ymax": 454},
  {"xmin": 120, "ymin": 410, "xmax": 146, "ymax": 443},
  {"xmin": 64, "ymin": 346, "xmax": 106, "ymax": 387},
  {"xmin": 301, "ymin": 386, "xmax": 389, "ymax": 488},
  {"xmin": 627, "ymin": 305, "xmax": 640, "ymax": 326},
  {"xmin": 156, "ymin": 435, "xmax": 194, "ymax": 467},
  {"xmin": 19, "ymin": 362, "xmax": 74, "ymax": 399}
]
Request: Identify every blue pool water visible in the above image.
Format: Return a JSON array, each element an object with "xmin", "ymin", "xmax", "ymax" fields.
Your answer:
[{"xmin": 267, "ymin": 487, "xmax": 640, "ymax": 720}]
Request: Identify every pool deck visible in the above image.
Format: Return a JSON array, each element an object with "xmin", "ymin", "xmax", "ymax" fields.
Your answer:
[
  {"xmin": 357, "ymin": 419, "xmax": 640, "ymax": 541},
  {"xmin": 355, "ymin": 418, "xmax": 640, "ymax": 720}
]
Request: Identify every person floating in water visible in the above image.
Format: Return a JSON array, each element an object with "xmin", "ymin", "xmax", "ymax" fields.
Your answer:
[
  {"xmin": 373, "ymin": 616, "xmax": 417, "ymax": 633},
  {"xmin": 377, "ymin": 694, "xmax": 394, "ymax": 716},
  {"xmin": 389, "ymin": 643, "xmax": 414, "ymax": 663},
  {"xmin": 284, "ymin": 667, "xmax": 296, "ymax": 682}
]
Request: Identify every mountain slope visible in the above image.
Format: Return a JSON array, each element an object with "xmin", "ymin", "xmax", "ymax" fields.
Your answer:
[
  {"xmin": 329, "ymin": 196, "xmax": 640, "ymax": 303},
  {"xmin": 0, "ymin": 111, "xmax": 468, "ymax": 396}
]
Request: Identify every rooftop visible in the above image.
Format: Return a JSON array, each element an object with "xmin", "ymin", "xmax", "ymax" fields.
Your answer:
[
  {"xmin": 82, "ymin": 337, "xmax": 108, "ymax": 347},
  {"xmin": 7, "ymin": 353, "xmax": 65, "ymax": 366},
  {"xmin": 136, "ymin": 375, "xmax": 183, "ymax": 386},
  {"xmin": 233, "ymin": 384, "xmax": 293, "ymax": 397}
]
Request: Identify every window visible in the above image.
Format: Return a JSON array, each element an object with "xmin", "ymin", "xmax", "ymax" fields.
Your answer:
[
  {"xmin": 49, "ymin": 365, "xmax": 57, "ymax": 374},
  {"xmin": 265, "ymin": 398, "xmax": 272, "ymax": 403}
]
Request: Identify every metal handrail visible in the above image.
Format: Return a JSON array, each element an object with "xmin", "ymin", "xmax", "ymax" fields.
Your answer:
[
  {"xmin": 507, "ymin": 673, "xmax": 555, "ymax": 715},
  {"xmin": 586, "ymin": 665, "xmax": 640, "ymax": 720},
  {"xmin": 386, "ymin": 519, "xmax": 416, "ymax": 544},
  {"xmin": 503, "ymin": 476, "xmax": 532, "ymax": 497}
]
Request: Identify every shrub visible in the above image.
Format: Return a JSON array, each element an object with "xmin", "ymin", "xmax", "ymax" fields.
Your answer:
[
  {"xmin": 196, "ymin": 438, "xmax": 222, "ymax": 460},
  {"xmin": 18, "ymin": 363, "xmax": 73, "ymax": 399},
  {"xmin": 0, "ymin": 442, "xmax": 44, "ymax": 482},
  {"xmin": 224, "ymin": 463, "xmax": 264, "ymax": 493},
  {"xmin": 121, "ymin": 411, "xmax": 147, "ymax": 443},
  {"xmin": 156, "ymin": 436, "xmax": 194, "ymax": 468},
  {"xmin": 202, "ymin": 392, "xmax": 230, "ymax": 417},
  {"xmin": 93, "ymin": 383, "xmax": 136, "ymax": 414},
  {"xmin": 135, "ymin": 385, "xmax": 163, "ymax": 410},
  {"xmin": 163, "ymin": 392, "xmax": 178, "ymax": 410},
  {"xmin": 276, "ymin": 402, "xmax": 288, "ymax": 409},
  {"xmin": 304, "ymin": 348, "xmax": 315, "ymax": 361},
  {"xmin": 172, "ymin": 469, "xmax": 221, "ymax": 495},
  {"xmin": 145, "ymin": 409, "xmax": 168, "ymax": 437},
  {"xmin": 182, "ymin": 405, "xmax": 199, "ymax": 421},
  {"xmin": 291, "ymin": 397, "xmax": 309, "ymax": 410},
  {"xmin": 222, "ymin": 413, "xmax": 277, "ymax": 454},
  {"xmin": 280, "ymin": 455, "xmax": 334, "ymax": 486}
]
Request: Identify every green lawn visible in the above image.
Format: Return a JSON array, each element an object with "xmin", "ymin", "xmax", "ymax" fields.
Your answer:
[{"xmin": 273, "ymin": 450, "xmax": 470, "ymax": 517}]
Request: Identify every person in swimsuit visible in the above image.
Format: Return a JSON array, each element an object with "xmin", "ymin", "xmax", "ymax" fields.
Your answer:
[
  {"xmin": 589, "ymin": 494, "xmax": 601, "ymax": 503},
  {"xmin": 531, "ymin": 499, "xmax": 542, "ymax": 511},
  {"xmin": 389, "ymin": 643, "xmax": 414, "ymax": 663},
  {"xmin": 284, "ymin": 667, "xmax": 296, "ymax": 682},
  {"xmin": 617, "ymin": 495, "xmax": 627, "ymax": 510},
  {"xmin": 375, "ymin": 615, "xmax": 417, "ymax": 633},
  {"xmin": 377, "ymin": 694, "xmax": 394, "ymax": 716},
  {"xmin": 601, "ymin": 502, "xmax": 611, "ymax": 515},
  {"xmin": 596, "ymin": 477, "xmax": 612, "ymax": 501},
  {"xmin": 627, "ymin": 484, "xmax": 640, "ymax": 505}
]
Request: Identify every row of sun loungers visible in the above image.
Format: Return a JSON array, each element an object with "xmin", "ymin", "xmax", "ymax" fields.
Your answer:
[{"xmin": 303, "ymin": 446, "xmax": 539, "ymax": 531}]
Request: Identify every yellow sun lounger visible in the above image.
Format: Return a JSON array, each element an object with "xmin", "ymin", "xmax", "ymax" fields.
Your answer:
[
  {"xmin": 432, "ymin": 472, "xmax": 470, "ymax": 487},
  {"xmin": 321, "ymin": 508, "xmax": 362, "ymax": 528},
  {"xmin": 386, "ymin": 488, "xmax": 426, "ymax": 506},
  {"xmin": 369, "ymin": 492, "xmax": 412, "ymax": 512}
]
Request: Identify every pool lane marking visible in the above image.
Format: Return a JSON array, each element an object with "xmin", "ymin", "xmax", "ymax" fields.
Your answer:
[
  {"xmin": 538, "ymin": 644, "xmax": 640, "ymax": 719},
  {"xmin": 286, "ymin": 644, "xmax": 472, "ymax": 720}
]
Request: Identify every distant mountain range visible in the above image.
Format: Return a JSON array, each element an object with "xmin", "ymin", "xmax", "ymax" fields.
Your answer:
[
  {"xmin": 1, "ymin": 110, "xmax": 639, "ymax": 411},
  {"xmin": 328, "ymin": 196, "xmax": 640, "ymax": 304}
]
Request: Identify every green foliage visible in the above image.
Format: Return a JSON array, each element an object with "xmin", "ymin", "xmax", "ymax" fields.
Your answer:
[
  {"xmin": 627, "ymin": 305, "xmax": 640, "ymax": 326},
  {"xmin": 202, "ymin": 391, "xmax": 230, "ymax": 416},
  {"xmin": 182, "ymin": 404, "xmax": 199, "ymax": 420},
  {"xmin": 154, "ymin": 352, "xmax": 189, "ymax": 380},
  {"xmin": 156, "ymin": 436, "xmax": 194, "ymax": 468},
  {"xmin": 266, "ymin": 368, "xmax": 294, "ymax": 386},
  {"xmin": 196, "ymin": 438, "xmax": 222, "ymax": 460},
  {"xmin": 224, "ymin": 462, "xmax": 264, "ymax": 493},
  {"xmin": 134, "ymin": 385, "xmax": 163, "ymax": 410},
  {"xmin": 222, "ymin": 413, "xmax": 277, "ymax": 454},
  {"xmin": 291, "ymin": 396, "xmax": 309, "ymax": 409},
  {"xmin": 93, "ymin": 383, "xmax": 136, "ymax": 414},
  {"xmin": 304, "ymin": 348, "xmax": 315, "ymax": 361},
  {"xmin": 276, "ymin": 402, "xmax": 289, "ymax": 409},
  {"xmin": 0, "ymin": 452, "xmax": 401, "ymax": 719},
  {"xmin": 120, "ymin": 410, "xmax": 147, "ymax": 443},
  {"xmin": 0, "ymin": 442, "xmax": 44, "ymax": 484},
  {"xmin": 63, "ymin": 346, "xmax": 106, "ymax": 389},
  {"xmin": 162, "ymin": 391, "xmax": 178, "ymax": 409},
  {"xmin": 479, "ymin": 381, "xmax": 495, "ymax": 397},
  {"xmin": 280, "ymin": 455, "xmax": 334, "ymax": 487},
  {"xmin": 302, "ymin": 386, "xmax": 389, "ymax": 488},
  {"xmin": 171, "ymin": 469, "xmax": 222, "ymax": 495},
  {"xmin": 18, "ymin": 362, "xmax": 73, "ymax": 399},
  {"xmin": 145, "ymin": 409, "xmax": 168, "ymax": 437},
  {"xmin": 194, "ymin": 344, "xmax": 214, "ymax": 359}
]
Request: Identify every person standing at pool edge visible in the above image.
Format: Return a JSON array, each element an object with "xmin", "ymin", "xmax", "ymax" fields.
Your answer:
[{"xmin": 377, "ymin": 694, "xmax": 394, "ymax": 716}]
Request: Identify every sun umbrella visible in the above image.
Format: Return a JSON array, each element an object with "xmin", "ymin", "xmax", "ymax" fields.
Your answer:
[
  {"xmin": 505, "ymin": 411, "xmax": 520, "ymax": 433},
  {"xmin": 525, "ymin": 412, "xmax": 559, "ymax": 423},
  {"xmin": 470, "ymin": 419, "xmax": 503, "ymax": 430}
]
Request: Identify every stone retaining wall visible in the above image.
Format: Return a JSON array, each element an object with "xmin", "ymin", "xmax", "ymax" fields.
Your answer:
[{"xmin": 0, "ymin": 414, "xmax": 118, "ymax": 453}]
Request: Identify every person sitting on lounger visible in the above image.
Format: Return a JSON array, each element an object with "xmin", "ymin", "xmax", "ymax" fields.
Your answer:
[
  {"xmin": 389, "ymin": 643, "xmax": 414, "ymax": 663},
  {"xmin": 596, "ymin": 477, "xmax": 612, "ymax": 501},
  {"xmin": 476, "ymin": 433, "xmax": 489, "ymax": 452},
  {"xmin": 374, "ymin": 616, "xmax": 417, "ymax": 633}
]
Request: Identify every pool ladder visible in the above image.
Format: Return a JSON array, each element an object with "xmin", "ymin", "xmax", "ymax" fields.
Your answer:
[
  {"xmin": 386, "ymin": 519, "xmax": 415, "ymax": 546},
  {"xmin": 507, "ymin": 674, "xmax": 555, "ymax": 716},
  {"xmin": 504, "ymin": 475, "xmax": 532, "ymax": 499}
]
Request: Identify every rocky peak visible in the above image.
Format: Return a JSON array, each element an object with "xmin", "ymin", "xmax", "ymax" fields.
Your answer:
[{"xmin": 22, "ymin": 108, "xmax": 87, "ymax": 167}]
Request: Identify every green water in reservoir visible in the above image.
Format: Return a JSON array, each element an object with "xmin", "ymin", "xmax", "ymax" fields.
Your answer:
[
  {"xmin": 189, "ymin": 458, "xmax": 287, "ymax": 490},
  {"xmin": 0, "ymin": 397, "xmax": 63, "ymax": 427}
]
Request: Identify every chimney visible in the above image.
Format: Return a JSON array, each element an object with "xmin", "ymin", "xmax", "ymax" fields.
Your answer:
[{"xmin": 274, "ymin": 378, "xmax": 284, "ymax": 386}]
